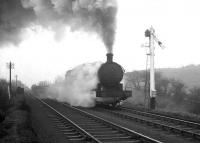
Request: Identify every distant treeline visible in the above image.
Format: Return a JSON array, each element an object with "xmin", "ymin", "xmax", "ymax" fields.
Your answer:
[
  {"xmin": 124, "ymin": 70, "xmax": 200, "ymax": 114},
  {"xmin": 158, "ymin": 64, "xmax": 200, "ymax": 88}
]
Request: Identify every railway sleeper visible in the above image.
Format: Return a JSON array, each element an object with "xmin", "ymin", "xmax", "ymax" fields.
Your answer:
[
  {"xmin": 68, "ymin": 137, "xmax": 86, "ymax": 141},
  {"xmin": 79, "ymin": 125, "xmax": 104, "ymax": 128},
  {"xmin": 89, "ymin": 130, "xmax": 119, "ymax": 135},
  {"xmin": 67, "ymin": 134, "xmax": 83, "ymax": 139},
  {"xmin": 59, "ymin": 128, "xmax": 76, "ymax": 132},
  {"xmin": 51, "ymin": 117, "xmax": 63, "ymax": 121},
  {"xmin": 59, "ymin": 126, "xmax": 73, "ymax": 130},
  {"xmin": 52, "ymin": 121, "xmax": 65, "ymax": 124},
  {"xmin": 104, "ymin": 140, "xmax": 141, "ymax": 143},
  {"xmin": 80, "ymin": 125, "xmax": 110, "ymax": 129},
  {"xmin": 78, "ymin": 120, "xmax": 101, "ymax": 124},
  {"xmin": 80, "ymin": 121, "xmax": 101, "ymax": 124},
  {"xmin": 86, "ymin": 127, "xmax": 113, "ymax": 131},
  {"xmin": 98, "ymin": 136, "xmax": 133, "ymax": 142},
  {"xmin": 56, "ymin": 126, "xmax": 74, "ymax": 130},
  {"xmin": 75, "ymin": 120, "xmax": 101, "ymax": 124},
  {"xmin": 84, "ymin": 127, "xmax": 112, "ymax": 130},
  {"xmin": 79, "ymin": 124, "xmax": 107, "ymax": 127},
  {"xmin": 94, "ymin": 133, "xmax": 127, "ymax": 138},
  {"xmin": 54, "ymin": 123, "xmax": 75, "ymax": 129},
  {"xmin": 63, "ymin": 131, "xmax": 86, "ymax": 141},
  {"xmin": 56, "ymin": 124, "xmax": 70, "ymax": 127},
  {"xmin": 63, "ymin": 131, "xmax": 80, "ymax": 135},
  {"xmin": 62, "ymin": 122, "xmax": 74, "ymax": 125}
]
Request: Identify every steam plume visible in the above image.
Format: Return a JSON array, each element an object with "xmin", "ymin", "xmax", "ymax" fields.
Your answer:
[
  {"xmin": 0, "ymin": 0, "xmax": 117, "ymax": 52},
  {"xmin": 46, "ymin": 62, "xmax": 102, "ymax": 107}
]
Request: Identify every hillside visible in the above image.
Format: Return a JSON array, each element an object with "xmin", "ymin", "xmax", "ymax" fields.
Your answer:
[{"xmin": 157, "ymin": 65, "xmax": 200, "ymax": 88}]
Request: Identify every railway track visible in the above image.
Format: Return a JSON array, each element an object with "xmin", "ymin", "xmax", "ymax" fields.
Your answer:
[
  {"xmin": 36, "ymin": 98, "xmax": 162, "ymax": 143},
  {"xmin": 122, "ymin": 106, "xmax": 200, "ymax": 125},
  {"xmin": 121, "ymin": 107, "xmax": 200, "ymax": 129},
  {"xmin": 88, "ymin": 106, "xmax": 200, "ymax": 141},
  {"xmin": 37, "ymin": 98, "xmax": 99, "ymax": 142}
]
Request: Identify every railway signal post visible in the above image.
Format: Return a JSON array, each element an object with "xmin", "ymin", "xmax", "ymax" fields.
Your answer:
[{"xmin": 145, "ymin": 26, "xmax": 165, "ymax": 110}]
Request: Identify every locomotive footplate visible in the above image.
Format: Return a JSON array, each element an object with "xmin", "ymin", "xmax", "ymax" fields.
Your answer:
[
  {"xmin": 95, "ymin": 90, "xmax": 131, "ymax": 106},
  {"xmin": 96, "ymin": 90, "xmax": 131, "ymax": 98}
]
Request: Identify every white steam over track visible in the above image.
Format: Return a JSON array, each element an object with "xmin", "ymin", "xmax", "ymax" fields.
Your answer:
[{"xmin": 45, "ymin": 62, "xmax": 102, "ymax": 107}]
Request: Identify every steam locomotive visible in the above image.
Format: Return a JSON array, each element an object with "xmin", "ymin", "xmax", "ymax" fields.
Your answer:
[{"xmin": 95, "ymin": 53, "xmax": 132, "ymax": 106}]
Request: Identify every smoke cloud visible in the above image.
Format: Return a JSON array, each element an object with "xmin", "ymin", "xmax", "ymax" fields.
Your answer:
[
  {"xmin": 0, "ymin": 0, "xmax": 117, "ymax": 52},
  {"xmin": 0, "ymin": 0, "xmax": 36, "ymax": 46},
  {"xmin": 44, "ymin": 62, "xmax": 102, "ymax": 107}
]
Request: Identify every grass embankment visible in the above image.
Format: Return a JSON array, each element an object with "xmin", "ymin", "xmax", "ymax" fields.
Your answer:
[{"xmin": 0, "ymin": 93, "xmax": 38, "ymax": 143}]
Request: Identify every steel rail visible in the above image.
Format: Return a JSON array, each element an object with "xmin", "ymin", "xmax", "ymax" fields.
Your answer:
[
  {"xmin": 63, "ymin": 103, "xmax": 162, "ymax": 143},
  {"xmin": 35, "ymin": 97, "xmax": 101, "ymax": 143},
  {"xmin": 121, "ymin": 107, "xmax": 200, "ymax": 128},
  {"xmin": 96, "ymin": 107, "xmax": 200, "ymax": 141}
]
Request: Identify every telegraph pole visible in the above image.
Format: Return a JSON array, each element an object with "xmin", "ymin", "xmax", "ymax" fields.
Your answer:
[
  {"xmin": 15, "ymin": 75, "xmax": 18, "ymax": 87},
  {"xmin": 7, "ymin": 62, "xmax": 14, "ymax": 94}
]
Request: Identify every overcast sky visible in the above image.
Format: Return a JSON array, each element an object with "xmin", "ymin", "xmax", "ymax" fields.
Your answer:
[{"xmin": 0, "ymin": 0, "xmax": 200, "ymax": 87}]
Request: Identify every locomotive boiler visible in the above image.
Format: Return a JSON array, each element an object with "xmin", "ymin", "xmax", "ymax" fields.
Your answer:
[{"xmin": 95, "ymin": 53, "xmax": 132, "ymax": 106}]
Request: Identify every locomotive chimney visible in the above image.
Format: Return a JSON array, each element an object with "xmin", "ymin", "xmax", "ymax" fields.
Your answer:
[{"xmin": 106, "ymin": 53, "xmax": 113, "ymax": 63}]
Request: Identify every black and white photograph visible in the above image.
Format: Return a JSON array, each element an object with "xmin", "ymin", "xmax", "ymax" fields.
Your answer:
[{"xmin": 0, "ymin": 0, "xmax": 200, "ymax": 142}]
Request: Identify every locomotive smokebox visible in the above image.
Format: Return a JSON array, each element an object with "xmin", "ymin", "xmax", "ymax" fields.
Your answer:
[
  {"xmin": 98, "ymin": 53, "xmax": 124, "ymax": 86},
  {"xmin": 96, "ymin": 53, "xmax": 132, "ymax": 106},
  {"xmin": 107, "ymin": 53, "xmax": 113, "ymax": 63}
]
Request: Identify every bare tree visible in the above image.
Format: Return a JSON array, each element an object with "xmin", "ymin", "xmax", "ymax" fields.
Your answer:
[{"xmin": 125, "ymin": 71, "xmax": 146, "ymax": 90}]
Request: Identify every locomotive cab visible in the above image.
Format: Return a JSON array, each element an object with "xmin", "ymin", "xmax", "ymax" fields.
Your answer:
[{"xmin": 96, "ymin": 53, "xmax": 132, "ymax": 106}]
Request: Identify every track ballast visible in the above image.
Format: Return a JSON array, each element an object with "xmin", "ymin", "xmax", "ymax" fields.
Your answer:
[{"xmin": 37, "ymin": 98, "xmax": 162, "ymax": 143}]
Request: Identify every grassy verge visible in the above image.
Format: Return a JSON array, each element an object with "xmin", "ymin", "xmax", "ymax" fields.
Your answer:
[{"xmin": 0, "ymin": 93, "xmax": 38, "ymax": 143}]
